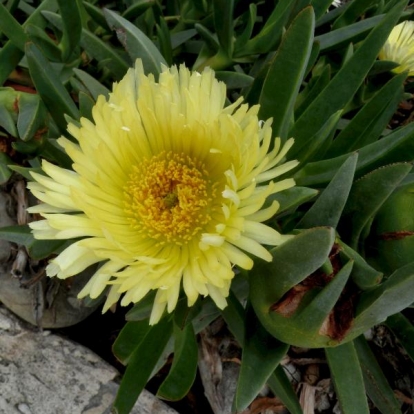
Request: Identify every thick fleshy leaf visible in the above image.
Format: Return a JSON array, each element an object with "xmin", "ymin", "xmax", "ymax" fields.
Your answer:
[
  {"xmin": 215, "ymin": 71, "xmax": 253, "ymax": 89},
  {"xmin": 0, "ymin": 104, "xmax": 17, "ymax": 137},
  {"xmin": 173, "ymin": 297, "xmax": 202, "ymax": 329},
  {"xmin": 57, "ymin": 0, "xmax": 82, "ymax": 61},
  {"xmin": 295, "ymin": 260, "xmax": 353, "ymax": 332},
  {"xmin": 25, "ymin": 23, "xmax": 62, "ymax": 61},
  {"xmin": 0, "ymin": 225, "xmax": 34, "ymax": 246},
  {"xmin": 269, "ymin": 186, "xmax": 318, "ymax": 216},
  {"xmin": 16, "ymin": 93, "xmax": 48, "ymax": 142},
  {"xmin": 312, "ymin": 0, "xmax": 337, "ymax": 20},
  {"xmin": 325, "ymin": 341, "xmax": 370, "ymax": 414},
  {"xmin": 220, "ymin": 291, "xmax": 245, "ymax": 345},
  {"xmin": 213, "ymin": 0, "xmax": 234, "ymax": 56},
  {"xmin": 354, "ymin": 335, "xmax": 401, "ymax": 414},
  {"xmin": 234, "ymin": 306, "xmax": 289, "ymax": 411},
  {"xmin": 113, "ymin": 318, "xmax": 173, "ymax": 414},
  {"xmin": 104, "ymin": 8, "xmax": 167, "ymax": 75},
  {"xmin": 42, "ymin": 11, "xmax": 129, "ymax": 80},
  {"xmin": 267, "ymin": 367, "xmax": 303, "ymax": 414},
  {"xmin": 258, "ymin": 6, "xmax": 314, "ymax": 140},
  {"xmin": 234, "ymin": 0, "xmax": 295, "ymax": 57},
  {"xmin": 327, "ymin": 72, "xmax": 406, "ymax": 157},
  {"xmin": 354, "ymin": 262, "xmax": 414, "ymax": 334},
  {"xmin": 386, "ymin": 313, "xmax": 414, "ymax": 363},
  {"xmin": 294, "ymin": 121, "xmax": 414, "ymax": 186},
  {"xmin": 297, "ymin": 153, "xmax": 357, "ymax": 229},
  {"xmin": 112, "ymin": 320, "xmax": 151, "ymax": 364},
  {"xmin": 122, "ymin": 0, "xmax": 155, "ymax": 21},
  {"xmin": 25, "ymin": 43, "xmax": 79, "ymax": 132},
  {"xmin": 289, "ymin": 0, "xmax": 407, "ymax": 152},
  {"xmin": 289, "ymin": 110, "xmax": 341, "ymax": 165},
  {"xmin": 333, "ymin": 0, "xmax": 381, "ymax": 29},
  {"xmin": 295, "ymin": 64, "xmax": 331, "ymax": 118},
  {"xmin": 0, "ymin": 3, "xmax": 28, "ymax": 50},
  {"xmin": 337, "ymin": 240, "xmax": 383, "ymax": 290},
  {"xmin": 339, "ymin": 163, "xmax": 411, "ymax": 249},
  {"xmin": 78, "ymin": 91, "xmax": 94, "ymax": 120},
  {"xmin": 83, "ymin": 1, "xmax": 111, "ymax": 30},
  {"xmin": 28, "ymin": 239, "xmax": 68, "ymax": 260},
  {"xmin": 316, "ymin": 14, "xmax": 383, "ymax": 51},
  {"xmin": 251, "ymin": 227, "xmax": 336, "ymax": 310},
  {"xmin": 156, "ymin": 18, "xmax": 173, "ymax": 65},
  {"xmin": 157, "ymin": 323, "xmax": 198, "ymax": 401},
  {"xmin": 0, "ymin": 0, "xmax": 58, "ymax": 85},
  {"xmin": 73, "ymin": 68, "xmax": 110, "ymax": 100}
]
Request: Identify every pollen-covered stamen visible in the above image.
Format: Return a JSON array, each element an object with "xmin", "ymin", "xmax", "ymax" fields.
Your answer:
[{"xmin": 125, "ymin": 151, "xmax": 214, "ymax": 244}]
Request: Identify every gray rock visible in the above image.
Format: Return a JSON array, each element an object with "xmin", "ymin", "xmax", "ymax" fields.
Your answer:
[{"xmin": 0, "ymin": 305, "xmax": 178, "ymax": 414}]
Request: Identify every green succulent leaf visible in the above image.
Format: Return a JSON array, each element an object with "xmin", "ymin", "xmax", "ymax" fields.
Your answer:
[
  {"xmin": 386, "ymin": 313, "xmax": 414, "ymax": 364},
  {"xmin": 122, "ymin": 0, "xmax": 156, "ymax": 21},
  {"xmin": 333, "ymin": 0, "xmax": 381, "ymax": 29},
  {"xmin": 354, "ymin": 335, "xmax": 401, "ymax": 414},
  {"xmin": 157, "ymin": 322, "xmax": 198, "ymax": 401},
  {"xmin": 104, "ymin": 8, "xmax": 167, "ymax": 75},
  {"xmin": 0, "ymin": 0, "xmax": 59, "ymax": 86},
  {"xmin": 295, "ymin": 260, "xmax": 353, "ymax": 332},
  {"xmin": 235, "ymin": 306, "xmax": 289, "ymax": 411},
  {"xmin": 25, "ymin": 42, "xmax": 79, "ymax": 132},
  {"xmin": 83, "ymin": 1, "xmax": 111, "ymax": 31},
  {"xmin": 339, "ymin": 163, "xmax": 412, "ymax": 249},
  {"xmin": 73, "ymin": 68, "xmax": 110, "ymax": 100},
  {"xmin": 57, "ymin": 0, "xmax": 82, "ymax": 61},
  {"xmin": 113, "ymin": 317, "xmax": 173, "ymax": 414},
  {"xmin": 294, "ymin": 121, "xmax": 414, "ymax": 186},
  {"xmin": 113, "ymin": 320, "xmax": 152, "ymax": 364},
  {"xmin": 25, "ymin": 23, "xmax": 62, "ymax": 61},
  {"xmin": 312, "ymin": 0, "xmax": 337, "ymax": 20},
  {"xmin": 258, "ymin": 6, "xmax": 314, "ymax": 140},
  {"xmin": 295, "ymin": 64, "xmax": 331, "ymax": 119},
  {"xmin": 337, "ymin": 240, "xmax": 383, "ymax": 290},
  {"xmin": 289, "ymin": 0, "xmax": 408, "ymax": 151},
  {"xmin": 316, "ymin": 14, "xmax": 383, "ymax": 52},
  {"xmin": 354, "ymin": 261, "xmax": 414, "ymax": 333},
  {"xmin": 220, "ymin": 290, "xmax": 246, "ymax": 345},
  {"xmin": 251, "ymin": 227, "xmax": 336, "ymax": 309},
  {"xmin": 297, "ymin": 153, "xmax": 357, "ymax": 229},
  {"xmin": 125, "ymin": 292, "xmax": 156, "ymax": 322},
  {"xmin": 270, "ymin": 186, "xmax": 318, "ymax": 216},
  {"xmin": 325, "ymin": 341, "xmax": 370, "ymax": 414},
  {"xmin": 0, "ymin": 2, "xmax": 28, "ymax": 51},
  {"xmin": 27, "ymin": 239, "xmax": 68, "ymax": 260},
  {"xmin": 0, "ymin": 104, "xmax": 17, "ymax": 137},
  {"xmin": 215, "ymin": 71, "xmax": 253, "ymax": 89},
  {"xmin": 43, "ymin": 11, "xmax": 129, "ymax": 80},
  {"xmin": 289, "ymin": 110, "xmax": 341, "ymax": 165},
  {"xmin": 234, "ymin": 0, "xmax": 295, "ymax": 57},
  {"xmin": 267, "ymin": 366, "xmax": 303, "ymax": 414},
  {"xmin": 213, "ymin": 0, "xmax": 234, "ymax": 57},
  {"xmin": 78, "ymin": 91, "xmax": 95, "ymax": 120},
  {"xmin": 16, "ymin": 93, "xmax": 48, "ymax": 142},
  {"xmin": 156, "ymin": 18, "xmax": 173, "ymax": 66},
  {"xmin": 0, "ymin": 224, "xmax": 34, "ymax": 247},
  {"xmin": 327, "ymin": 72, "xmax": 406, "ymax": 157}
]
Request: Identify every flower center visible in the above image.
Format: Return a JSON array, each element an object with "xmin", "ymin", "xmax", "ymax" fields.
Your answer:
[{"xmin": 124, "ymin": 151, "xmax": 213, "ymax": 245}]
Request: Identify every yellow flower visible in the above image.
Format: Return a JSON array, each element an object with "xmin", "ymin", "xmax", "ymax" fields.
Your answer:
[
  {"xmin": 379, "ymin": 20, "xmax": 414, "ymax": 76},
  {"xmin": 27, "ymin": 61, "xmax": 298, "ymax": 324}
]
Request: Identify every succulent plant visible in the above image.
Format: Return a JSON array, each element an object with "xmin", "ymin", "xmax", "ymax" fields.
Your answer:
[{"xmin": 1, "ymin": 1, "xmax": 414, "ymax": 414}]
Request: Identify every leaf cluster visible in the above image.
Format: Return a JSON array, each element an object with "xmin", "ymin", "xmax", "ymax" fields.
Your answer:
[{"xmin": 1, "ymin": 0, "xmax": 414, "ymax": 413}]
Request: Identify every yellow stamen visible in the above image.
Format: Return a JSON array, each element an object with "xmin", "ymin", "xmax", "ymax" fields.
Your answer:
[{"xmin": 124, "ymin": 151, "xmax": 214, "ymax": 245}]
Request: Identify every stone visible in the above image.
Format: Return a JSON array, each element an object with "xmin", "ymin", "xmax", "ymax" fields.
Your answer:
[{"xmin": 0, "ymin": 305, "xmax": 178, "ymax": 414}]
